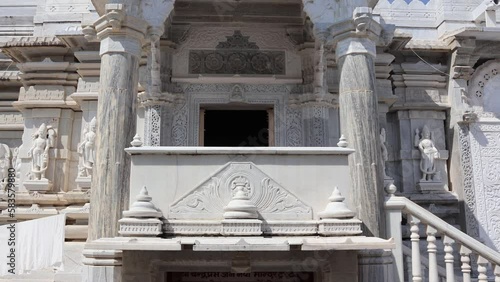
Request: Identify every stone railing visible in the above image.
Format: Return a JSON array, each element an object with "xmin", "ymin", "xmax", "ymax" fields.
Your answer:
[{"xmin": 385, "ymin": 185, "xmax": 500, "ymax": 282}]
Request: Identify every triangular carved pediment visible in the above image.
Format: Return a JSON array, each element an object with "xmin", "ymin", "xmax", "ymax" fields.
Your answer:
[{"xmin": 169, "ymin": 162, "xmax": 312, "ymax": 220}]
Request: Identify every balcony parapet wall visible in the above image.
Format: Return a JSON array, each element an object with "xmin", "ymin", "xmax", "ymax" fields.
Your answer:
[{"xmin": 125, "ymin": 147, "xmax": 361, "ymax": 236}]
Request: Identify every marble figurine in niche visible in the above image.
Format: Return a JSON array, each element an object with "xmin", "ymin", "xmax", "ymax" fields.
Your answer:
[
  {"xmin": 78, "ymin": 117, "xmax": 96, "ymax": 178},
  {"xmin": 380, "ymin": 128, "xmax": 390, "ymax": 179},
  {"xmin": 414, "ymin": 125, "xmax": 440, "ymax": 182},
  {"xmin": 27, "ymin": 123, "xmax": 56, "ymax": 181}
]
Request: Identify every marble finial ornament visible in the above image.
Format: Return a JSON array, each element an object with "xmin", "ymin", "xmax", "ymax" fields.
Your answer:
[
  {"xmin": 385, "ymin": 182, "xmax": 397, "ymax": 196},
  {"xmin": 223, "ymin": 177, "xmax": 258, "ymax": 219},
  {"xmin": 319, "ymin": 187, "xmax": 355, "ymax": 219},
  {"xmin": 119, "ymin": 186, "xmax": 163, "ymax": 237},
  {"xmin": 130, "ymin": 134, "xmax": 143, "ymax": 147},
  {"xmin": 123, "ymin": 186, "xmax": 162, "ymax": 218},
  {"xmin": 337, "ymin": 135, "xmax": 348, "ymax": 148}
]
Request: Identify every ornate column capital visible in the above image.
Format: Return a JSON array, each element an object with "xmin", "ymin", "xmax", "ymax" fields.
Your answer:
[
  {"xmin": 329, "ymin": 7, "xmax": 382, "ymax": 60},
  {"xmin": 87, "ymin": 4, "xmax": 149, "ymax": 57}
]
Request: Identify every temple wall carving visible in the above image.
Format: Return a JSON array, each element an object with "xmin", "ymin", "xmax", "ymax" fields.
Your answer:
[
  {"xmin": 171, "ymin": 27, "xmax": 302, "ymax": 81},
  {"xmin": 461, "ymin": 60, "xmax": 500, "ymax": 250}
]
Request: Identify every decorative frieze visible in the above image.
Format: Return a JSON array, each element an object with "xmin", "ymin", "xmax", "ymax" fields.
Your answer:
[
  {"xmin": 189, "ymin": 50, "xmax": 285, "ymax": 75},
  {"xmin": 19, "ymin": 86, "xmax": 66, "ymax": 101},
  {"xmin": 164, "ymin": 220, "xmax": 363, "ymax": 236},
  {"xmin": 164, "ymin": 220, "xmax": 221, "ymax": 235},
  {"xmin": 221, "ymin": 219, "xmax": 262, "ymax": 236},
  {"xmin": 0, "ymin": 113, "xmax": 24, "ymax": 125}
]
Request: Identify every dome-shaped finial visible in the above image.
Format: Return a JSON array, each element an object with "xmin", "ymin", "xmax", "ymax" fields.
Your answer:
[
  {"xmin": 337, "ymin": 135, "xmax": 348, "ymax": 148},
  {"xmin": 130, "ymin": 134, "xmax": 143, "ymax": 147},
  {"xmin": 123, "ymin": 186, "xmax": 161, "ymax": 218},
  {"xmin": 318, "ymin": 187, "xmax": 355, "ymax": 219},
  {"xmin": 119, "ymin": 186, "xmax": 163, "ymax": 237}
]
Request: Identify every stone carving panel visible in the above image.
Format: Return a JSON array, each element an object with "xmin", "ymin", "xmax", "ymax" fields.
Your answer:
[
  {"xmin": 144, "ymin": 105, "xmax": 162, "ymax": 146},
  {"xmin": 189, "ymin": 31, "xmax": 285, "ymax": 75},
  {"xmin": 0, "ymin": 113, "xmax": 23, "ymax": 125},
  {"xmin": 169, "ymin": 162, "xmax": 312, "ymax": 220},
  {"xmin": 459, "ymin": 125, "xmax": 480, "ymax": 239},
  {"xmin": 285, "ymin": 106, "xmax": 303, "ymax": 147},
  {"xmin": 172, "ymin": 27, "xmax": 301, "ymax": 78},
  {"xmin": 171, "ymin": 102, "xmax": 188, "ymax": 146},
  {"xmin": 467, "ymin": 123, "xmax": 500, "ymax": 250},
  {"xmin": 189, "ymin": 50, "xmax": 285, "ymax": 75}
]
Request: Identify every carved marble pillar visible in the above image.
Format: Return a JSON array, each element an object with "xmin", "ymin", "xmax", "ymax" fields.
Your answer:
[
  {"xmin": 86, "ymin": 4, "xmax": 148, "ymax": 241},
  {"xmin": 334, "ymin": 7, "xmax": 385, "ymax": 237}
]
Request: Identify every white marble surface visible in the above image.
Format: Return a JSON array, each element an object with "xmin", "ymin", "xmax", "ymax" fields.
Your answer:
[{"xmin": 128, "ymin": 147, "xmax": 354, "ymax": 222}]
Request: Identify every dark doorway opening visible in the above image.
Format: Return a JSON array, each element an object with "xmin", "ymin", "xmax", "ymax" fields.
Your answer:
[{"xmin": 203, "ymin": 110, "xmax": 269, "ymax": 147}]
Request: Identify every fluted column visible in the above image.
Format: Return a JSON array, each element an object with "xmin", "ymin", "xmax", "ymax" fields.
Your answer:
[
  {"xmin": 86, "ymin": 4, "xmax": 148, "ymax": 241},
  {"xmin": 335, "ymin": 7, "xmax": 385, "ymax": 237}
]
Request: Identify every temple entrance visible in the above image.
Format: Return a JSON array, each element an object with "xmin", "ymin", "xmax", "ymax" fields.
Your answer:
[
  {"xmin": 166, "ymin": 272, "xmax": 314, "ymax": 282},
  {"xmin": 201, "ymin": 109, "xmax": 273, "ymax": 146}
]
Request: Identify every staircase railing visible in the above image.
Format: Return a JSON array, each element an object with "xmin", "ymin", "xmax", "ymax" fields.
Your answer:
[
  {"xmin": 385, "ymin": 185, "xmax": 500, "ymax": 282},
  {"xmin": 401, "ymin": 244, "xmax": 457, "ymax": 282}
]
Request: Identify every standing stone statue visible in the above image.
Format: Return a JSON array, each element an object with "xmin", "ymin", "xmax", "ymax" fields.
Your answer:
[
  {"xmin": 12, "ymin": 146, "xmax": 21, "ymax": 182},
  {"xmin": 78, "ymin": 117, "xmax": 97, "ymax": 177},
  {"xmin": 380, "ymin": 128, "xmax": 389, "ymax": 179},
  {"xmin": 0, "ymin": 144, "xmax": 11, "ymax": 190},
  {"xmin": 27, "ymin": 123, "xmax": 56, "ymax": 181},
  {"xmin": 414, "ymin": 125, "xmax": 440, "ymax": 182}
]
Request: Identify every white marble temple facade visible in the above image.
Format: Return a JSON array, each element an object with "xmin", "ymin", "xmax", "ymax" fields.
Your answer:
[{"xmin": 0, "ymin": 0, "xmax": 500, "ymax": 281}]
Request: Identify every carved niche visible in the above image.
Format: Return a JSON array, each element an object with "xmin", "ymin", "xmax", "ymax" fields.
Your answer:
[
  {"xmin": 188, "ymin": 31, "xmax": 286, "ymax": 75},
  {"xmin": 169, "ymin": 162, "xmax": 312, "ymax": 220}
]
